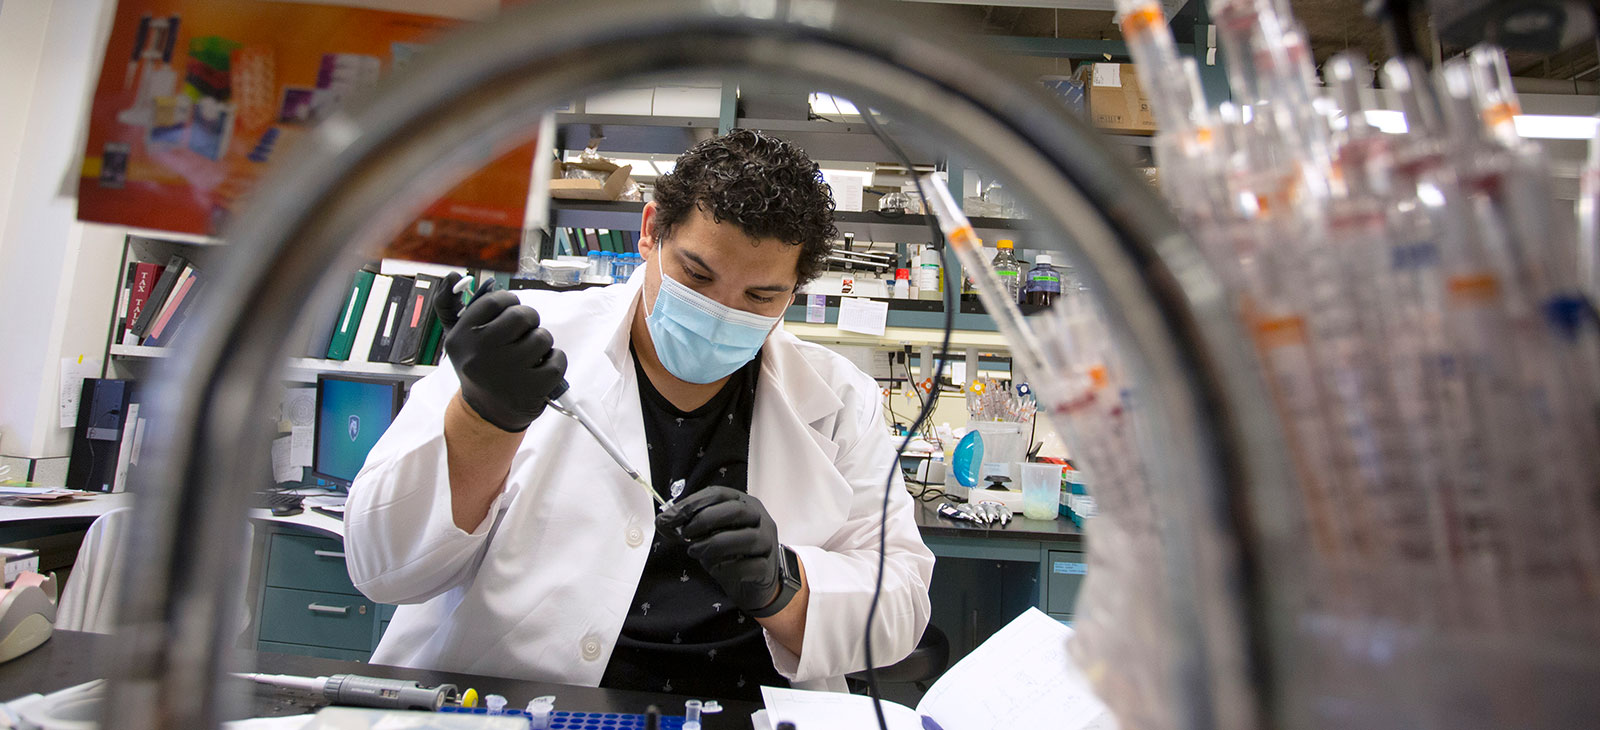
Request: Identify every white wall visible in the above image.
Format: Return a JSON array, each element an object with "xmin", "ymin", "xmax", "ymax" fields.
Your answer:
[{"xmin": 0, "ymin": 0, "xmax": 122, "ymax": 458}]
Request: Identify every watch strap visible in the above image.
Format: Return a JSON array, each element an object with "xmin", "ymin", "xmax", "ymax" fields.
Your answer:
[{"xmin": 747, "ymin": 546, "xmax": 802, "ymax": 619}]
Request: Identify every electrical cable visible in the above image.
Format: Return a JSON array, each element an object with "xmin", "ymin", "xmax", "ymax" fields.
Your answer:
[
  {"xmin": 903, "ymin": 351, "xmax": 928, "ymax": 414},
  {"xmin": 1365, "ymin": 0, "xmax": 1425, "ymax": 68},
  {"xmin": 883, "ymin": 353, "xmax": 905, "ymax": 429},
  {"xmin": 856, "ymin": 103, "xmax": 957, "ymax": 730}
]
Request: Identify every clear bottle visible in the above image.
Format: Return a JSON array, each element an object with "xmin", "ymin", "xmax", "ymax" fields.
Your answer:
[
  {"xmin": 1022, "ymin": 253, "xmax": 1062, "ymax": 307},
  {"xmin": 991, "ymin": 239, "xmax": 1022, "ymax": 302},
  {"xmin": 918, "ymin": 247, "xmax": 942, "ymax": 300}
]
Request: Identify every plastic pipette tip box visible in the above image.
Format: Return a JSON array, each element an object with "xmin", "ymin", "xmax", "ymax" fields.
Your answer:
[{"xmin": 439, "ymin": 707, "xmax": 688, "ymax": 728}]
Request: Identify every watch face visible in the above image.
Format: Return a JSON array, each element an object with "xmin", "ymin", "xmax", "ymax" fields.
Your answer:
[{"xmin": 781, "ymin": 547, "xmax": 802, "ymax": 587}]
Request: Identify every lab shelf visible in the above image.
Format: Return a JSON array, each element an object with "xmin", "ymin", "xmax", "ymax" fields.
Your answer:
[
  {"xmin": 108, "ymin": 344, "xmax": 173, "ymax": 359},
  {"xmin": 782, "ymin": 321, "xmax": 1010, "ymax": 351},
  {"xmin": 109, "ymin": 344, "xmax": 437, "ymax": 384},
  {"xmin": 549, "ymin": 199, "xmax": 1032, "ymax": 243},
  {"xmin": 555, "ymin": 113, "xmax": 722, "ymax": 156},
  {"xmin": 781, "ymin": 295, "xmax": 1054, "ymax": 350},
  {"xmin": 280, "ymin": 358, "xmax": 436, "ymax": 384}
]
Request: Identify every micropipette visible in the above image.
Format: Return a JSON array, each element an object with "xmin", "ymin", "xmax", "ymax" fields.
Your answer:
[
  {"xmin": 238, "ymin": 672, "xmax": 457, "ymax": 711},
  {"xmin": 453, "ymin": 276, "xmax": 665, "ymax": 508},
  {"xmin": 545, "ymin": 388, "xmax": 665, "ymax": 507}
]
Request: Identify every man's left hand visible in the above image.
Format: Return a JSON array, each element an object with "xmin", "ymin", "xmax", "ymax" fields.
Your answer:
[{"xmin": 656, "ymin": 486, "xmax": 784, "ymax": 613}]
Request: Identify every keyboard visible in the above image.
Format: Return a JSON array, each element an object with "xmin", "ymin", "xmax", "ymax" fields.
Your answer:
[{"xmin": 256, "ymin": 492, "xmax": 304, "ymax": 510}]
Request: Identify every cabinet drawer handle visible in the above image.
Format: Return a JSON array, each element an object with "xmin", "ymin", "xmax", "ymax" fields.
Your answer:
[
  {"xmin": 313, "ymin": 550, "xmax": 346, "ymax": 559},
  {"xmin": 307, "ymin": 603, "xmax": 349, "ymax": 615}
]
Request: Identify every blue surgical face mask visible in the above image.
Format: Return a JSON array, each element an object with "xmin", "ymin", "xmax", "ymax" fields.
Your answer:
[{"xmin": 644, "ymin": 251, "xmax": 782, "ymax": 384}]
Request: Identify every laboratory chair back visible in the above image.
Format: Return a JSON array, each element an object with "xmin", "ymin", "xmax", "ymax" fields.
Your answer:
[
  {"xmin": 56, "ymin": 508, "xmax": 256, "ymax": 640},
  {"xmin": 55, "ymin": 508, "xmax": 131, "ymax": 633}
]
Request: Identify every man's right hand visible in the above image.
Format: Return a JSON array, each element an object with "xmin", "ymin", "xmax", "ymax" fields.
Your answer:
[{"xmin": 444, "ymin": 290, "xmax": 567, "ymax": 433}]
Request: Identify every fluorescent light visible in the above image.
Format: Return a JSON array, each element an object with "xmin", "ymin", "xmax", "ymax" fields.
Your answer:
[
  {"xmin": 1351, "ymin": 111, "xmax": 1597, "ymax": 140},
  {"xmin": 808, "ymin": 93, "xmax": 859, "ymax": 117},
  {"xmin": 1512, "ymin": 114, "xmax": 1599, "ymax": 140},
  {"xmin": 1363, "ymin": 110, "xmax": 1409, "ymax": 135}
]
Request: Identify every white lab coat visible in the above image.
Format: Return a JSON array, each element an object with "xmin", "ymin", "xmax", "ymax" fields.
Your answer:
[{"xmin": 345, "ymin": 273, "xmax": 934, "ymax": 691}]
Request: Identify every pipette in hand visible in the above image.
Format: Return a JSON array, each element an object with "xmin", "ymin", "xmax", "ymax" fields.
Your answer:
[{"xmin": 442, "ymin": 275, "xmax": 665, "ymax": 508}]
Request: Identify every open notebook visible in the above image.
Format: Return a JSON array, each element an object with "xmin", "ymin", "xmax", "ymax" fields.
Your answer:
[{"xmin": 761, "ymin": 608, "xmax": 1114, "ymax": 730}]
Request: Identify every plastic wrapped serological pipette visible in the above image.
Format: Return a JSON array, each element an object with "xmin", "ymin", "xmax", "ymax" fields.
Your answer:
[
  {"xmin": 1077, "ymin": 0, "xmax": 1600, "ymax": 727},
  {"xmin": 921, "ymin": 174, "xmax": 1186, "ymax": 730}
]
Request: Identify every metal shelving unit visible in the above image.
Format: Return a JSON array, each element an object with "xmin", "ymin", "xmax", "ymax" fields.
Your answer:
[
  {"xmin": 556, "ymin": 110, "xmax": 1153, "ymax": 163},
  {"xmin": 549, "ymin": 199, "xmax": 1033, "ymax": 242}
]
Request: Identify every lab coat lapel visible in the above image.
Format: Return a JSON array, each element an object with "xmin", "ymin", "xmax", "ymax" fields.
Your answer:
[
  {"xmin": 749, "ymin": 331, "xmax": 851, "ymax": 545},
  {"xmin": 593, "ymin": 275, "xmax": 649, "ymax": 500}
]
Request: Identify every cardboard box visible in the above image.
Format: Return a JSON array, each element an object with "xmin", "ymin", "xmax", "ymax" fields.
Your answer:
[
  {"xmin": 550, "ymin": 158, "xmax": 634, "ymax": 201},
  {"xmin": 1076, "ymin": 63, "xmax": 1157, "ymax": 135}
]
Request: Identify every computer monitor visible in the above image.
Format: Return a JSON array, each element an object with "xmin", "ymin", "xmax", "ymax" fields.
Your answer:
[{"xmin": 311, "ymin": 373, "xmax": 406, "ymax": 488}]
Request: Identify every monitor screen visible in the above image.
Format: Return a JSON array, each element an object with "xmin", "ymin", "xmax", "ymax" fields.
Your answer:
[{"xmin": 312, "ymin": 374, "xmax": 405, "ymax": 487}]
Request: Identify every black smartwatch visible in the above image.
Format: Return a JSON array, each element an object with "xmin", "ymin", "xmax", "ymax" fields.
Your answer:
[{"xmin": 748, "ymin": 546, "xmax": 803, "ymax": 619}]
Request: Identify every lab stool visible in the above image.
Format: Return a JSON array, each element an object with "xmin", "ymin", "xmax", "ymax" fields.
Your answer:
[{"xmin": 846, "ymin": 624, "xmax": 950, "ymax": 692}]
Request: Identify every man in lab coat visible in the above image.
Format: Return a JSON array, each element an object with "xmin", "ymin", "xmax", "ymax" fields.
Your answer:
[{"xmin": 345, "ymin": 130, "xmax": 935, "ymax": 699}]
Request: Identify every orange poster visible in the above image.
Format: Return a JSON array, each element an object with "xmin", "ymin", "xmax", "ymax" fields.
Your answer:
[{"xmin": 79, "ymin": 0, "xmax": 536, "ymax": 270}]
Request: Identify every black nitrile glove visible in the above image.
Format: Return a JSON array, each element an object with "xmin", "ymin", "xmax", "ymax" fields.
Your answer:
[
  {"xmin": 444, "ymin": 289, "xmax": 567, "ymax": 432},
  {"xmin": 434, "ymin": 272, "xmax": 469, "ymax": 331},
  {"xmin": 656, "ymin": 486, "xmax": 784, "ymax": 613}
]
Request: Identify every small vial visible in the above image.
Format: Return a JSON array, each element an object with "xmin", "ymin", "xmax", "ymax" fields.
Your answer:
[
  {"xmin": 684, "ymin": 699, "xmax": 703, "ymax": 730},
  {"xmin": 526, "ymin": 696, "xmax": 555, "ymax": 730},
  {"xmin": 484, "ymin": 694, "xmax": 507, "ymax": 715}
]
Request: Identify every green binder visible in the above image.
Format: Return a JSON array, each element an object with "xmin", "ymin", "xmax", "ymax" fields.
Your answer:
[
  {"xmin": 418, "ymin": 313, "xmax": 446, "ymax": 366},
  {"xmin": 325, "ymin": 269, "xmax": 376, "ymax": 361}
]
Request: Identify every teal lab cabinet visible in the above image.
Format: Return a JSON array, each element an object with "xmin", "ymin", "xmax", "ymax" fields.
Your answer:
[
  {"xmin": 1045, "ymin": 549, "xmax": 1087, "ymax": 617},
  {"xmin": 253, "ymin": 524, "xmax": 394, "ymax": 661}
]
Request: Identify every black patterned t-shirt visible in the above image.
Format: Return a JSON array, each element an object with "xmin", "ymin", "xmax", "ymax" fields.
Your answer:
[{"xmin": 598, "ymin": 347, "xmax": 789, "ymax": 700}]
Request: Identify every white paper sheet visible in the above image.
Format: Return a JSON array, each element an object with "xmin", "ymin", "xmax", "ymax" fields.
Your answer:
[
  {"xmin": 836, "ymin": 296, "xmax": 888, "ymax": 337},
  {"xmin": 950, "ymin": 361, "xmax": 968, "ymax": 386},
  {"xmin": 822, "ymin": 171, "xmax": 867, "ymax": 212},
  {"xmin": 271, "ymin": 436, "xmax": 301, "ymax": 484},
  {"xmin": 282, "ymin": 385, "xmax": 316, "ymax": 428},
  {"xmin": 130, "ymin": 418, "xmax": 147, "ymax": 466},
  {"xmin": 761, "ymin": 609, "xmax": 1113, "ymax": 730},
  {"xmin": 916, "ymin": 608, "xmax": 1115, "ymax": 730},
  {"xmin": 290, "ymin": 426, "xmax": 314, "ymax": 467},
  {"xmin": 761, "ymin": 687, "xmax": 924, "ymax": 730},
  {"xmin": 1092, "ymin": 63, "xmax": 1122, "ymax": 88},
  {"xmin": 58, "ymin": 358, "xmax": 101, "ymax": 428}
]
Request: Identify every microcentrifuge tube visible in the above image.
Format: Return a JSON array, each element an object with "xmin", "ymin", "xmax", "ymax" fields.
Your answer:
[
  {"xmin": 526, "ymin": 696, "xmax": 555, "ymax": 730},
  {"xmin": 484, "ymin": 694, "xmax": 507, "ymax": 715},
  {"xmin": 684, "ymin": 699, "xmax": 703, "ymax": 730}
]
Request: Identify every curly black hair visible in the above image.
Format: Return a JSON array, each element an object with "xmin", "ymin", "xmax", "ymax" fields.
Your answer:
[{"xmin": 651, "ymin": 129, "xmax": 837, "ymax": 287}]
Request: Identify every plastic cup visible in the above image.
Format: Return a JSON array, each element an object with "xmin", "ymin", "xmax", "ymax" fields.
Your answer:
[
  {"xmin": 973, "ymin": 421, "xmax": 1025, "ymax": 480},
  {"xmin": 1020, "ymin": 462, "xmax": 1063, "ymax": 520}
]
